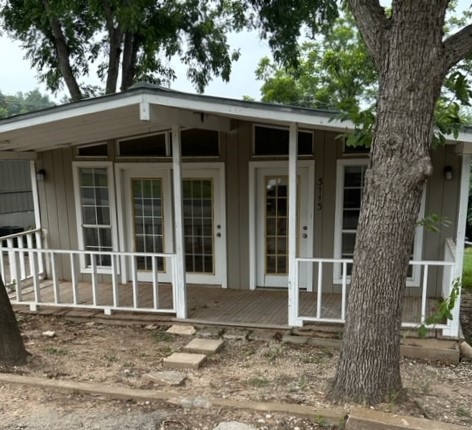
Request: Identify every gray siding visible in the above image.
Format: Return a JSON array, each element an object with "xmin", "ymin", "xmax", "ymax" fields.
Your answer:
[
  {"xmin": 37, "ymin": 125, "xmax": 462, "ymax": 297},
  {"xmin": 0, "ymin": 160, "xmax": 33, "ymax": 215}
]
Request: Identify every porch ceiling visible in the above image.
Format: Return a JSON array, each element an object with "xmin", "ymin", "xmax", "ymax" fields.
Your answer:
[{"xmin": 0, "ymin": 85, "xmax": 354, "ymax": 154}]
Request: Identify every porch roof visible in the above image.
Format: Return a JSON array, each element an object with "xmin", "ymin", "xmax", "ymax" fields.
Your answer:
[{"xmin": 0, "ymin": 83, "xmax": 355, "ymax": 155}]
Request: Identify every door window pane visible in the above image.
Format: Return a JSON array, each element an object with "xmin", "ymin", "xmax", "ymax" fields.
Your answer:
[
  {"xmin": 132, "ymin": 179, "xmax": 165, "ymax": 271},
  {"xmin": 183, "ymin": 179, "xmax": 214, "ymax": 274},
  {"xmin": 79, "ymin": 167, "xmax": 113, "ymax": 267}
]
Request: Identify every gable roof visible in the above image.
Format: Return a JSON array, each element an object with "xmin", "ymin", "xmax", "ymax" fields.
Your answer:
[
  {"xmin": 0, "ymin": 83, "xmax": 471, "ymax": 155},
  {"xmin": 0, "ymin": 83, "xmax": 353, "ymax": 154}
]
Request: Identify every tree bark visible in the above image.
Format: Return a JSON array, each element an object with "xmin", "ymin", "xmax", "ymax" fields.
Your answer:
[
  {"xmin": 0, "ymin": 276, "xmax": 29, "ymax": 365},
  {"xmin": 42, "ymin": 0, "xmax": 83, "ymax": 101},
  {"xmin": 329, "ymin": 1, "xmax": 450, "ymax": 404},
  {"xmin": 120, "ymin": 31, "xmax": 139, "ymax": 91},
  {"xmin": 101, "ymin": 0, "xmax": 123, "ymax": 94}
]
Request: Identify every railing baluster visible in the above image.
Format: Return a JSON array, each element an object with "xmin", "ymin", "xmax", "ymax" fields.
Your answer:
[
  {"xmin": 112, "ymin": 255, "xmax": 118, "ymax": 308},
  {"xmin": 341, "ymin": 261, "xmax": 347, "ymax": 322},
  {"xmin": 131, "ymin": 256, "xmax": 138, "ymax": 308},
  {"xmin": 316, "ymin": 262, "xmax": 322, "ymax": 319},
  {"xmin": 31, "ymin": 250, "xmax": 40, "ymax": 308},
  {"xmin": 70, "ymin": 253, "xmax": 78, "ymax": 305},
  {"xmin": 13, "ymin": 251, "xmax": 21, "ymax": 302},
  {"xmin": 152, "ymin": 256, "xmax": 159, "ymax": 310},
  {"xmin": 7, "ymin": 238, "xmax": 16, "ymax": 286},
  {"xmin": 421, "ymin": 264, "xmax": 428, "ymax": 324},
  {"xmin": 36, "ymin": 230, "xmax": 45, "ymax": 275},
  {"xmin": 91, "ymin": 254, "xmax": 98, "ymax": 306},
  {"xmin": 0, "ymin": 247, "xmax": 5, "ymax": 286},
  {"xmin": 18, "ymin": 235, "xmax": 26, "ymax": 280},
  {"xmin": 51, "ymin": 252, "xmax": 60, "ymax": 304},
  {"xmin": 26, "ymin": 234, "xmax": 34, "ymax": 278}
]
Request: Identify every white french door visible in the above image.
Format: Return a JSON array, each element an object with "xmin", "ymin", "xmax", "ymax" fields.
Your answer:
[
  {"xmin": 253, "ymin": 162, "xmax": 314, "ymax": 289},
  {"xmin": 117, "ymin": 164, "xmax": 226, "ymax": 287}
]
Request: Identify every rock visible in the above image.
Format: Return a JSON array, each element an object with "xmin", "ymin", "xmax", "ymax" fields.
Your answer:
[
  {"xmin": 142, "ymin": 371, "xmax": 186, "ymax": 386},
  {"xmin": 197, "ymin": 327, "xmax": 224, "ymax": 338},
  {"xmin": 42, "ymin": 331, "xmax": 56, "ymax": 338},
  {"xmin": 459, "ymin": 341, "xmax": 472, "ymax": 359},
  {"xmin": 222, "ymin": 329, "xmax": 249, "ymax": 341},
  {"xmin": 213, "ymin": 422, "xmax": 256, "ymax": 430},
  {"xmin": 166, "ymin": 324, "xmax": 196, "ymax": 336},
  {"xmin": 144, "ymin": 324, "xmax": 157, "ymax": 330}
]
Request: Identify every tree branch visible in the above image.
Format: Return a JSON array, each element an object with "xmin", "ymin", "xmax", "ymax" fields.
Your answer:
[
  {"xmin": 444, "ymin": 24, "xmax": 472, "ymax": 70},
  {"xmin": 348, "ymin": 0, "xmax": 389, "ymax": 67}
]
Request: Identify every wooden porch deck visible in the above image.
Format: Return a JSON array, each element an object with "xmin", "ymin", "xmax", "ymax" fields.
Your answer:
[{"xmin": 10, "ymin": 279, "xmax": 439, "ymax": 328}]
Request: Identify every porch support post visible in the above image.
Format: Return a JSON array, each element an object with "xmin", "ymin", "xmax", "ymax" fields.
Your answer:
[
  {"xmin": 445, "ymin": 154, "xmax": 471, "ymax": 337},
  {"xmin": 288, "ymin": 122, "xmax": 301, "ymax": 326},
  {"xmin": 171, "ymin": 124, "xmax": 187, "ymax": 319}
]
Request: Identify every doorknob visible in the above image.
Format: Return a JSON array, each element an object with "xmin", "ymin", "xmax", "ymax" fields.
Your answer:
[
  {"xmin": 216, "ymin": 233, "xmax": 221, "ymax": 238},
  {"xmin": 302, "ymin": 233, "xmax": 307, "ymax": 238}
]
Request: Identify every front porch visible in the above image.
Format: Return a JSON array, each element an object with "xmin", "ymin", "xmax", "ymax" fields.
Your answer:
[{"xmin": 2, "ymin": 228, "xmax": 455, "ymax": 334}]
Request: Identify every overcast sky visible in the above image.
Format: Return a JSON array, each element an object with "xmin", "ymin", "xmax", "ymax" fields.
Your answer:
[
  {"xmin": 0, "ymin": 29, "xmax": 269, "ymax": 102},
  {"xmin": 0, "ymin": 2, "xmax": 471, "ymax": 102}
]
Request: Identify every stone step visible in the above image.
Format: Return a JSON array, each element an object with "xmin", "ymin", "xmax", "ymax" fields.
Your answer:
[
  {"xmin": 163, "ymin": 352, "xmax": 206, "ymax": 369},
  {"xmin": 183, "ymin": 338, "xmax": 224, "ymax": 355}
]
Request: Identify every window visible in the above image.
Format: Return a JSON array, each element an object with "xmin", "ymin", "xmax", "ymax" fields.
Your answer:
[
  {"xmin": 181, "ymin": 129, "xmax": 219, "ymax": 157},
  {"xmin": 76, "ymin": 143, "xmax": 108, "ymax": 157},
  {"xmin": 254, "ymin": 125, "xmax": 313, "ymax": 156},
  {"xmin": 118, "ymin": 132, "xmax": 169, "ymax": 157},
  {"xmin": 334, "ymin": 160, "xmax": 424, "ymax": 285},
  {"xmin": 74, "ymin": 163, "xmax": 116, "ymax": 270}
]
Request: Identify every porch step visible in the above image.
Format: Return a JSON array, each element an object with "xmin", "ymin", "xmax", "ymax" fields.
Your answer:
[
  {"xmin": 183, "ymin": 338, "xmax": 224, "ymax": 355},
  {"xmin": 163, "ymin": 352, "xmax": 207, "ymax": 369}
]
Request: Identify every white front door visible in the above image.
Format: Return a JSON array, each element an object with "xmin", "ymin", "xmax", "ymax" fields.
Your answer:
[
  {"xmin": 118, "ymin": 164, "xmax": 226, "ymax": 287},
  {"xmin": 255, "ymin": 164, "xmax": 313, "ymax": 288},
  {"xmin": 182, "ymin": 167, "xmax": 227, "ymax": 287},
  {"xmin": 122, "ymin": 166, "xmax": 174, "ymax": 283}
]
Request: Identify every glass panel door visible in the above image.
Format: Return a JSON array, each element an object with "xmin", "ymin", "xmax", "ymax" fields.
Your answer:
[
  {"xmin": 132, "ymin": 179, "xmax": 165, "ymax": 271},
  {"xmin": 183, "ymin": 179, "xmax": 214, "ymax": 274},
  {"xmin": 265, "ymin": 176, "xmax": 288, "ymax": 276}
]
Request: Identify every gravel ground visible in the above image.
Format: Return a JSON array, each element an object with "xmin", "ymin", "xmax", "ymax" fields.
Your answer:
[{"xmin": 0, "ymin": 314, "xmax": 471, "ymax": 429}]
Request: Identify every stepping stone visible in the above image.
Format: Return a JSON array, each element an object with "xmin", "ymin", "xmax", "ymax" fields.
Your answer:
[
  {"xmin": 183, "ymin": 338, "xmax": 224, "ymax": 354},
  {"xmin": 163, "ymin": 352, "xmax": 206, "ymax": 369},
  {"xmin": 222, "ymin": 329, "xmax": 249, "ymax": 341},
  {"xmin": 213, "ymin": 423, "xmax": 255, "ymax": 430},
  {"xmin": 166, "ymin": 324, "xmax": 196, "ymax": 336},
  {"xmin": 142, "ymin": 370, "xmax": 186, "ymax": 386}
]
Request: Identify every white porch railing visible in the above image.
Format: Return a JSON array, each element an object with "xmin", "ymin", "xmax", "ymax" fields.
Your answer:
[
  {"xmin": 0, "ymin": 228, "xmax": 45, "ymax": 285},
  {"xmin": 294, "ymin": 251, "xmax": 457, "ymax": 337},
  {"xmin": 1, "ymin": 245, "xmax": 177, "ymax": 315}
]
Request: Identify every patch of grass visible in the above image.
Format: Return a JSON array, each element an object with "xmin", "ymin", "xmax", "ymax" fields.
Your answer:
[
  {"xmin": 44, "ymin": 347, "xmax": 66, "ymax": 356},
  {"xmin": 262, "ymin": 346, "xmax": 284, "ymax": 363},
  {"xmin": 457, "ymin": 405, "xmax": 471, "ymax": 418},
  {"xmin": 462, "ymin": 248, "xmax": 472, "ymax": 291},
  {"xmin": 247, "ymin": 375, "xmax": 270, "ymax": 388},
  {"xmin": 151, "ymin": 330, "xmax": 175, "ymax": 342}
]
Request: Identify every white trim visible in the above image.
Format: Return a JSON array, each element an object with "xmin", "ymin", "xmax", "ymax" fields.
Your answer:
[
  {"xmin": 72, "ymin": 161, "xmax": 118, "ymax": 274},
  {"xmin": 30, "ymin": 161, "xmax": 42, "ymax": 230},
  {"xmin": 333, "ymin": 159, "xmax": 425, "ymax": 286},
  {"xmin": 172, "ymin": 125, "xmax": 187, "ymax": 318},
  {"xmin": 248, "ymin": 159, "xmax": 315, "ymax": 292}
]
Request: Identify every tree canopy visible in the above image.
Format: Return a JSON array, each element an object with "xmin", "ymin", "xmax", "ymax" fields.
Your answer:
[
  {"xmin": 0, "ymin": 89, "xmax": 55, "ymax": 118},
  {"xmin": 0, "ymin": 0, "xmax": 247, "ymax": 100}
]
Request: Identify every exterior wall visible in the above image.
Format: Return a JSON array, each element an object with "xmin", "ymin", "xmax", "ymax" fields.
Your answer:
[
  {"xmin": 0, "ymin": 160, "xmax": 35, "ymax": 230},
  {"xmin": 36, "ymin": 124, "xmax": 461, "ymax": 297}
]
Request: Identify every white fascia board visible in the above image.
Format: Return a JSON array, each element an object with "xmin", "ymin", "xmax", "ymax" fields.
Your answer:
[
  {"xmin": 143, "ymin": 93, "xmax": 354, "ymax": 131},
  {"xmin": 0, "ymin": 93, "xmax": 146, "ymax": 134}
]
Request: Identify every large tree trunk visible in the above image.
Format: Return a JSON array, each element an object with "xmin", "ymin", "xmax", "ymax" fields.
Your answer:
[
  {"xmin": 0, "ymin": 276, "xmax": 28, "ymax": 365},
  {"xmin": 329, "ymin": 1, "xmax": 449, "ymax": 404},
  {"xmin": 43, "ymin": 0, "xmax": 83, "ymax": 101}
]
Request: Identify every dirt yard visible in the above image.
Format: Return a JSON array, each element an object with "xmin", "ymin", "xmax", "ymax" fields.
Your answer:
[{"xmin": 0, "ymin": 314, "xmax": 471, "ymax": 429}]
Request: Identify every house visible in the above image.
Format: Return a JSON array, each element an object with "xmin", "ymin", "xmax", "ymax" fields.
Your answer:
[{"xmin": 0, "ymin": 83, "xmax": 470, "ymax": 338}]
